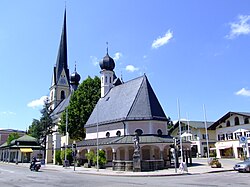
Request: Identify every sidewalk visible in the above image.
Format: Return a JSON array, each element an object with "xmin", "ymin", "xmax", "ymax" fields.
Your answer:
[{"xmin": 2, "ymin": 158, "xmax": 239, "ymax": 177}]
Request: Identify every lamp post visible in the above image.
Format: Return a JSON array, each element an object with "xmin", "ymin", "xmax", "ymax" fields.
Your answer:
[
  {"xmin": 203, "ymin": 104, "xmax": 210, "ymax": 160},
  {"xmin": 16, "ymin": 142, "xmax": 19, "ymax": 165},
  {"xmin": 96, "ymin": 103, "xmax": 99, "ymax": 172}
]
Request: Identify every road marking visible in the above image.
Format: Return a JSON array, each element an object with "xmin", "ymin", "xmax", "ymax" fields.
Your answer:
[{"xmin": 0, "ymin": 168, "xmax": 15, "ymax": 173}]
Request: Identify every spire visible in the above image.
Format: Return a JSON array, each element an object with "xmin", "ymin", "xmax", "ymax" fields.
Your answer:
[
  {"xmin": 106, "ymin": 41, "xmax": 109, "ymax": 55},
  {"xmin": 54, "ymin": 8, "xmax": 69, "ymax": 84}
]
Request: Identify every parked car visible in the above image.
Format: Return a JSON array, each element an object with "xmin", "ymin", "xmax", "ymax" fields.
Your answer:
[{"xmin": 233, "ymin": 158, "xmax": 250, "ymax": 172}]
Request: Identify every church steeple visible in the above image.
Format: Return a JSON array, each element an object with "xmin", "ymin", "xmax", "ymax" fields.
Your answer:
[
  {"xmin": 54, "ymin": 9, "xmax": 69, "ymax": 84},
  {"xmin": 49, "ymin": 9, "xmax": 70, "ymax": 110},
  {"xmin": 99, "ymin": 45, "xmax": 116, "ymax": 97}
]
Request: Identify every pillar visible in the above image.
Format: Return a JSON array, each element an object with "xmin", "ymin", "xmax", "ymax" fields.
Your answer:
[
  {"xmin": 45, "ymin": 134, "xmax": 53, "ymax": 164},
  {"xmin": 112, "ymin": 148, "xmax": 117, "ymax": 161},
  {"xmin": 124, "ymin": 147, "xmax": 129, "ymax": 161}
]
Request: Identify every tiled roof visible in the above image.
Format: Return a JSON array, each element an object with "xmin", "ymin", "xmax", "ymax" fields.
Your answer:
[
  {"xmin": 169, "ymin": 120, "xmax": 214, "ymax": 133},
  {"xmin": 50, "ymin": 93, "xmax": 71, "ymax": 121},
  {"xmin": 208, "ymin": 111, "xmax": 250, "ymax": 130},
  {"xmin": 85, "ymin": 75, "xmax": 167, "ymax": 127},
  {"xmin": 77, "ymin": 135, "xmax": 173, "ymax": 147}
]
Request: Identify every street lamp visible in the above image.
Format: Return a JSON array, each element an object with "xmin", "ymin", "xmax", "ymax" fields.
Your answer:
[{"xmin": 16, "ymin": 142, "xmax": 19, "ymax": 165}]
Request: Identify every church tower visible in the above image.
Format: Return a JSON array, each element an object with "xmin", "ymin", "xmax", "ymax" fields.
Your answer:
[
  {"xmin": 49, "ymin": 9, "xmax": 70, "ymax": 110},
  {"xmin": 99, "ymin": 47, "xmax": 115, "ymax": 97}
]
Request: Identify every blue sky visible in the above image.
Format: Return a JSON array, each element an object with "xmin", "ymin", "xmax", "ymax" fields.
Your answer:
[{"xmin": 1, "ymin": 0, "xmax": 250, "ymax": 131}]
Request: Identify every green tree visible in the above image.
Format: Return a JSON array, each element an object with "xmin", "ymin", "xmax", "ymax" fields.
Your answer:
[
  {"xmin": 7, "ymin": 132, "xmax": 20, "ymax": 145},
  {"xmin": 59, "ymin": 76, "xmax": 100, "ymax": 140},
  {"xmin": 27, "ymin": 119, "xmax": 44, "ymax": 139}
]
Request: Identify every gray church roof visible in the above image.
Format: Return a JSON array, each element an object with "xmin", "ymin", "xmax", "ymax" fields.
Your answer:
[
  {"xmin": 85, "ymin": 75, "xmax": 167, "ymax": 127},
  {"xmin": 53, "ymin": 9, "xmax": 70, "ymax": 85},
  {"xmin": 50, "ymin": 93, "xmax": 71, "ymax": 121}
]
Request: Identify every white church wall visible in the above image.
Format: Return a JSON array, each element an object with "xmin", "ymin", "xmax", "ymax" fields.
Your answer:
[
  {"xmin": 126, "ymin": 121, "xmax": 167, "ymax": 135},
  {"xmin": 85, "ymin": 122, "xmax": 124, "ymax": 139}
]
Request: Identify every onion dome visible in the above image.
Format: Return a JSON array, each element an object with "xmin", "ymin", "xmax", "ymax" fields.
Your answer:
[
  {"xmin": 70, "ymin": 71, "xmax": 81, "ymax": 83},
  {"xmin": 99, "ymin": 47, "xmax": 115, "ymax": 71},
  {"xmin": 70, "ymin": 64, "xmax": 81, "ymax": 90}
]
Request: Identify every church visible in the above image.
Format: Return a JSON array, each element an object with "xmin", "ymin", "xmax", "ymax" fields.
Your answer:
[{"xmin": 46, "ymin": 10, "xmax": 191, "ymax": 171}]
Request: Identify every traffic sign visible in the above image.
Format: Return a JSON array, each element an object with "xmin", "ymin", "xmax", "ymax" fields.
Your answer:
[{"xmin": 239, "ymin": 136, "xmax": 247, "ymax": 144}]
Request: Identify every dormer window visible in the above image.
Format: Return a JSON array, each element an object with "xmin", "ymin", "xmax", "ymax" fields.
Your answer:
[
  {"xmin": 226, "ymin": 121, "xmax": 230, "ymax": 127},
  {"xmin": 244, "ymin": 118, "xmax": 249, "ymax": 124},
  {"xmin": 234, "ymin": 117, "xmax": 240, "ymax": 126}
]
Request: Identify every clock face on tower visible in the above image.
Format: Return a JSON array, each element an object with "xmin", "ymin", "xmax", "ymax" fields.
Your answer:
[{"xmin": 59, "ymin": 77, "xmax": 67, "ymax": 85}]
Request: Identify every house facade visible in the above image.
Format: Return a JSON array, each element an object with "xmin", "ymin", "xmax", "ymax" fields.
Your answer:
[
  {"xmin": 170, "ymin": 120, "xmax": 216, "ymax": 157},
  {"xmin": 0, "ymin": 135, "xmax": 43, "ymax": 163},
  {"xmin": 208, "ymin": 112, "xmax": 250, "ymax": 159},
  {"xmin": 0, "ymin": 129, "xmax": 26, "ymax": 146}
]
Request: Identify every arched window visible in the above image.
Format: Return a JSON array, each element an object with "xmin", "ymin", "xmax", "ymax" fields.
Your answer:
[
  {"xmin": 116, "ymin": 131, "xmax": 121, "ymax": 137},
  {"xmin": 106, "ymin": 132, "xmax": 110, "ymax": 138},
  {"xmin": 135, "ymin": 129, "xmax": 143, "ymax": 136},
  {"xmin": 157, "ymin": 129, "xmax": 163, "ymax": 136},
  {"xmin": 244, "ymin": 118, "xmax": 249, "ymax": 124},
  {"xmin": 235, "ymin": 117, "xmax": 240, "ymax": 126},
  {"xmin": 226, "ymin": 121, "xmax": 230, "ymax": 127},
  {"xmin": 218, "ymin": 125, "xmax": 222, "ymax": 128},
  {"xmin": 61, "ymin": 90, "xmax": 65, "ymax": 100}
]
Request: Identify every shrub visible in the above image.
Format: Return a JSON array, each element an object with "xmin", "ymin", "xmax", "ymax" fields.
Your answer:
[
  {"xmin": 85, "ymin": 150, "xmax": 107, "ymax": 168},
  {"xmin": 61, "ymin": 148, "xmax": 73, "ymax": 165},
  {"xmin": 55, "ymin": 150, "xmax": 62, "ymax": 165},
  {"xmin": 209, "ymin": 158, "xmax": 222, "ymax": 168}
]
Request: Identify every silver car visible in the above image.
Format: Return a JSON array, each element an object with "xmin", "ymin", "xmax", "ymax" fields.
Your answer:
[{"xmin": 234, "ymin": 158, "xmax": 250, "ymax": 172}]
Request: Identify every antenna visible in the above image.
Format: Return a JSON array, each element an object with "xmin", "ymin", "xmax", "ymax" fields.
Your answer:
[
  {"xmin": 106, "ymin": 42, "xmax": 109, "ymax": 54},
  {"xmin": 74, "ymin": 61, "xmax": 77, "ymax": 72},
  {"xmin": 121, "ymin": 71, "xmax": 123, "ymax": 82}
]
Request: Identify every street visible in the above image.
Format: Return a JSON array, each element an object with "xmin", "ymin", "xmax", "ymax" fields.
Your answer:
[{"xmin": 0, "ymin": 163, "xmax": 250, "ymax": 187}]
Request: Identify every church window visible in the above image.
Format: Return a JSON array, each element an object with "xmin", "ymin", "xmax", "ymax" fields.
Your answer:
[
  {"xmin": 157, "ymin": 129, "xmax": 163, "ymax": 136},
  {"xmin": 244, "ymin": 118, "xmax": 249, "ymax": 124},
  {"xmin": 116, "ymin": 131, "xmax": 121, "ymax": 137},
  {"xmin": 226, "ymin": 121, "xmax": 230, "ymax": 127},
  {"xmin": 106, "ymin": 132, "xmax": 110, "ymax": 138},
  {"xmin": 61, "ymin": 90, "xmax": 65, "ymax": 100},
  {"xmin": 246, "ymin": 131, "xmax": 250, "ymax": 138},
  {"xmin": 135, "ymin": 129, "xmax": 143, "ymax": 136},
  {"xmin": 234, "ymin": 117, "xmax": 240, "ymax": 126}
]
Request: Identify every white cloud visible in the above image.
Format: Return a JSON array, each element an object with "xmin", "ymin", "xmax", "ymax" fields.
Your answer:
[
  {"xmin": 90, "ymin": 56, "xmax": 99, "ymax": 66},
  {"xmin": 113, "ymin": 52, "xmax": 122, "ymax": 61},
  {"xmin": 27, "ymin": 96, "xmax": 48, "ymax": 108},
  {"xmin": 235, "ymin": 88, "xmax": 250, "ymax": 97},
  {"xmin": 152, "ymin": 30, "xmax": 173, "ymax": 49},
  {"xmin": 227, "ymin": 15, "xmax": 250, "ymax": 39},
  {"xmin": 125, "ymin": 65, "xmax": 139, "ymax": 72},
  {"xmin": 0, "ymin": 111, "xmax": 16, "ymax": 115}
]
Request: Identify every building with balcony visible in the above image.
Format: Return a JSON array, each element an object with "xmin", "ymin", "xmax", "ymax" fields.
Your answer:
[
  {"xmin": 208, "ymin": 112, "xmax": 250, "ymax": 159},
  {"xmin": 170, "ymin": 120, "xmax": 215, "ymax": 157}
]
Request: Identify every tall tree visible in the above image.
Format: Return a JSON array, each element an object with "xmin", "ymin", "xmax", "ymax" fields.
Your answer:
[
  {"xmin": 27, "ymin": 100, "xmax": 53, "ymax": 147},
  {"xmin": 59, "ymin": 76, "xmax": 100, "ymax": 140},
  {"xmin": 7, "ymin": 132, "xmax": 20, "ymax": 145},
  {"xmin": 27, "ymin": 119, "xmax": 44, "ymax": 140}
]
